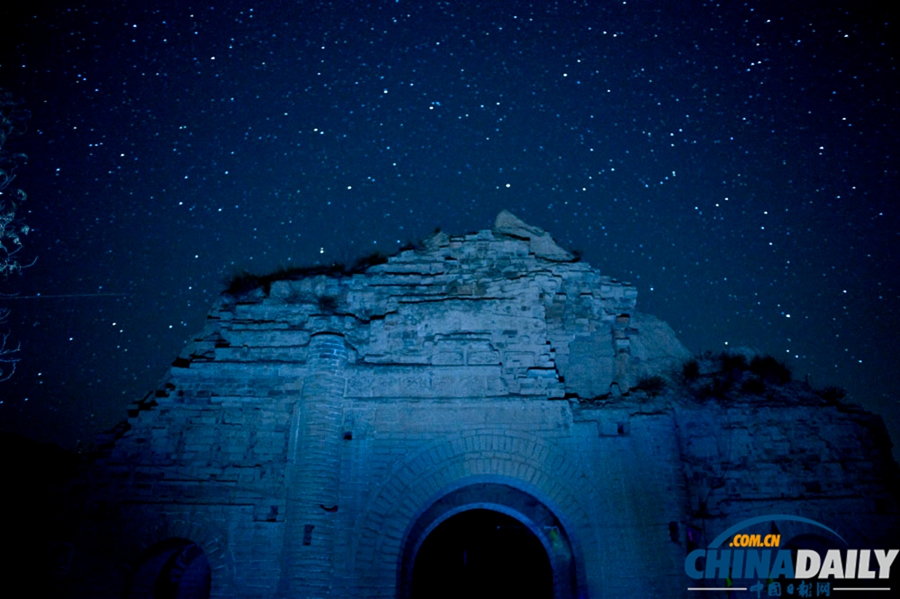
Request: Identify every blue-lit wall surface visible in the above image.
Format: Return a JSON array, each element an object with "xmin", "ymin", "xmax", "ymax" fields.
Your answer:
[{"xmin": 69, "ymin": 215, "xmax": 899, "ymax": 598}]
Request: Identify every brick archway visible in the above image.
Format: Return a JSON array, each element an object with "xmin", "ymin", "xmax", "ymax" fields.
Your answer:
[
  {"xmin": 120, "ymin": 513, "xmax": 233, "ymax": 598},
  {"xmin": 125, "ymin": 538, "xmax": 211, "ymax": 599},
  {"xmin": 350, "ymin": 430, "xmax": 595, "ymax": 597},
  {"xmin": 398, "ymin": 483, "xmax": 576, "ymax": 598}
]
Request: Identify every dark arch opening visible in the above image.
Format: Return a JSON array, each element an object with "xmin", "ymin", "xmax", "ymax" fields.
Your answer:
[
  {"xmin": 125, "ymin": 538, "xmax": 211, "ymax": 599},
  {"xmin": 411, "ymin": 509, "xmax": 553, "ymax": 599}
]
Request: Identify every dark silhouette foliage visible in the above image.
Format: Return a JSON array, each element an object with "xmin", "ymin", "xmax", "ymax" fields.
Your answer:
[
  {"xmin": 0, "ymin": 90, "xmax": 31, "ymax": 381},
  {"xmin": 696, "ymin": 377, "xmax": 733, "ymax": 401},
  {"xmin": 740, "ymin": 377, "xmax": 767, "ymax": 395},
  {"xmin": 749, "ymin": 355, "xmax": 792, "ymax": 385},
  {"xmin": 635, "ymin": 374, "xmax": 666, "ymax": 397},
  {"xmin": 399, "ymin": 239, "xmax": 426, "ymax": 252},
  {"xmin": 679, "ymin": 351, "xmax": 795, "ymax": 402},
  {"xmin": 681, "ymin": 359, "xmax": 700, "ymax": 382},
  {"xmin": 226, "ymin": 263, "xmax": 346, "ymax": 296},
  {"xmin": 0, "ymin": 90, "xmax": 31, "ymax": 278},
  {"xmin": 350, "ymin": 251, "xmax": 388, "ymax": 272},
  {"xmin": 719, "ymin": 352, "xmax": 749, "ymax": 382},
  {"xmin": 225, "ymin": 250, "xmax": 389, "ymax": 297},
  {"xmin": 815, "ymin": 385, "xmax": 847, "ymax": 405}
]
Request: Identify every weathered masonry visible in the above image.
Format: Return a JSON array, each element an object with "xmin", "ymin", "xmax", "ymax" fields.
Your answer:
[{"xmin": 71, "ymin": 212, "xmax": 899, "ymax": 598}]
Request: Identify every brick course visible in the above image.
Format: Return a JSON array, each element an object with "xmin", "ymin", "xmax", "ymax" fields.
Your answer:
[{"xmin": 70, "ymin": 212, "xmax": 899, "ymax": 598}]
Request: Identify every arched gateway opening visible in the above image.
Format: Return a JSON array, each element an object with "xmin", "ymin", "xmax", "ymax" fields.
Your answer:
[
  {"xmin": 125, "ymin": 538, "xmax": 211, "ymax": 599},
  {"xmin": 412, "ymin": 508, "xmax": 553, "ymax": 599},
  {"xmin": 399, "ymin": 482, "xmax": 578, "ymax": 599}
]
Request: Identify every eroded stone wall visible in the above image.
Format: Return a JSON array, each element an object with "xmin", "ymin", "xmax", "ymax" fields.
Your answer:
[{"xmin": 70, "ymin": 212, "xmax": 898, "ymax": 598}]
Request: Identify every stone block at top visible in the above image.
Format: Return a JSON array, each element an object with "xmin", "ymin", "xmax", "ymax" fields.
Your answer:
[{"xmin": 493, "ymin": 210, "xmax": 575, "ymax": 262}]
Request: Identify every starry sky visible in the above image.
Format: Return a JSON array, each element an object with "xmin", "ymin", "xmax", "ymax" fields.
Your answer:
[{"xmin": 0, "ymin": 1, "xmax": 897, "ymax": 454}]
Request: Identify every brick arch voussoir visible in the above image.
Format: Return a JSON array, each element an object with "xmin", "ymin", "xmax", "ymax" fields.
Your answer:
[
  {"xmin": 120, "ymin": 512, "xmax": 234, "ymax": 592},
  {"xmin": 353, "ymin": 429, "xmax": 594, "ymax": 590}
]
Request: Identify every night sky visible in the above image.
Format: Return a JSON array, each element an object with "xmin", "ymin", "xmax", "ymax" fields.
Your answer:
[{"xmin": 1, "ymin": 1, "xmax": 897, "ymax": 454}]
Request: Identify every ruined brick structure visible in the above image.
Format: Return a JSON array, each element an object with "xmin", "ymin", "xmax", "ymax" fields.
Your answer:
[{"xmin": 71, "ymin": 212, "xmax": 898, "ymax": 598}]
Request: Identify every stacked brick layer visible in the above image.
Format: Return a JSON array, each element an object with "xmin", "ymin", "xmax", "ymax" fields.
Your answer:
[{"xmin": 70, "ymin": 212, "xmax": 898, "ymax": 598}]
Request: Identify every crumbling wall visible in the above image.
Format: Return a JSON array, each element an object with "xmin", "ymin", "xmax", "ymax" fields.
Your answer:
[
  {"xmin": 676, "ymin": 392, "xmax": 900, "ymax": 550},
  {"xmin": 68, "ymin": 213, "xmax": 898, "ymax": 598}
]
